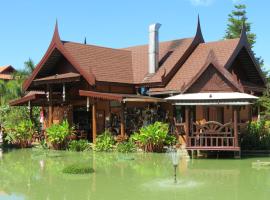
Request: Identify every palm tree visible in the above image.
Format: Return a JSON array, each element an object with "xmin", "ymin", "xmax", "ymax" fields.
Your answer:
[{"xmin": 24, "ymin": 58, "xmax": 35, "ymax": 74}]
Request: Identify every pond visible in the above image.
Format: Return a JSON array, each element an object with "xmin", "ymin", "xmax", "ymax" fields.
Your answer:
[{"xmin": 0, "ymin": 148, "xmax": 270, "ymax": 200}]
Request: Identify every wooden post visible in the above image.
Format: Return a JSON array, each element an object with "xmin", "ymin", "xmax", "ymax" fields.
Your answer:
[
  {"xmin": 258, "ymin": 105, "xmax": 261, "ymax": 121},
  {"xmin": 248, "ymin": 105, "xmax": 252, "ymax": 122},
  {"xmin": 48, "ymin": 85, "xmax": 53, "ymax": 126},
  {"xmin": 92, "ymin": 102, "xmax": 97, "ymax": 143},
  {"xmin": 120, "ymin": 103, "xmax": 125, "ymax": 137},
  {"xmin": 185, "ymin": 106, "xmax": 190, "ymax": 146},
  {"xmin": 233, "ymin": 107, "xmax": 238, "ymax": 147},
  {"xmin": 48, "ymin": 106, "xmax": 53, "ymax": 126}
]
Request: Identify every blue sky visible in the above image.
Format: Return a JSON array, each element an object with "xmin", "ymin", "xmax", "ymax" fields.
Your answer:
[{"xmin": 0, "ymin": 0, "xmax": 269, "ymax": 71}]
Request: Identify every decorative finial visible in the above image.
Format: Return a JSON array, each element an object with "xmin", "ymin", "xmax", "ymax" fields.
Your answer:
[
  {"xmin": 52, "ymin": 19, "xmax": 61, "ymax": 41},
  {"xmin": 195, "ymin": 14, "xmax": 204, "ymax": 42},
  {"xmin": 240, "ymin": 21, "xmax": 248, "ymax": 42}
]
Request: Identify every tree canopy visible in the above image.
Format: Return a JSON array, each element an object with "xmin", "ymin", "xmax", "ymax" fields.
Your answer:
[{"xmin": 224, "ymin": 4, "xmax": 256, "ymax": 48}]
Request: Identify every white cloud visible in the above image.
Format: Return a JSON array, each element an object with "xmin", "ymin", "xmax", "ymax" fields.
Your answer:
[{"xmin": 188, "ymin": 0, "xmax": 215, "ymax": 6}]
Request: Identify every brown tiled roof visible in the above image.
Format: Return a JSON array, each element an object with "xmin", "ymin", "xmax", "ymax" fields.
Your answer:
[
  {"xmin": 61, "ymin": 38, "xmax": 194, "ymax": 85},
  {"xmin": 63, "ymin": 41, "xmax": 134, "ymax": 84},
  {"xmin": 123, "ymin": 38, "xmax": 194, "ymax": 84},
  {"xmin": 149, "ymin": 38, "xmax": 240, "ymax": 93}
]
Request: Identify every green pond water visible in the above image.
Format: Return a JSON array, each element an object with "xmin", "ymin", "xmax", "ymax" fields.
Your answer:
[{"xmin": 0, "ymin": 148, "xmax": 270, "ymax": 200}]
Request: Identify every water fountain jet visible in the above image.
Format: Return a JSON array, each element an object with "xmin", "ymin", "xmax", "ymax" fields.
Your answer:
[{"xmin": 169, "ymin": 147, "xmax": 181, "ymax": 184}]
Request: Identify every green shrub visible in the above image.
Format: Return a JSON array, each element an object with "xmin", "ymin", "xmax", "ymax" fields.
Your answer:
[
  {"xmin": 46, "ymin": 120, "xmax": 74, "ymax": 150},
  {"xmin": 116, "ymin": 140, "xmax": 136, "ymax": 153},
  {"xmin": 241, "ymin": 120, "xmax": 270, "ymax": 150},
  {"xmin": 62, "ymin": 163, "xmax": 94, "ymax": 174},
  {"xmin": 4, "ymin": 119, "xmax": 34, "ymax": 148},
  {"xmin": 93, "ymin": 131, "xmax": 115, "ymax": 152},
  {"xmin": 68, "ymin": 140, "xmax": 91, "ymax": 152},
  {"xmin": 131, "ymin": 121, "xmax": 176, "ymax": 152}
]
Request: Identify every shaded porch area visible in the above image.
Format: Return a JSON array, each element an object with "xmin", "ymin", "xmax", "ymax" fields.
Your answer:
[{"xmin": 10, "ymin": 84, "xmax": 168, "ymax": 143}]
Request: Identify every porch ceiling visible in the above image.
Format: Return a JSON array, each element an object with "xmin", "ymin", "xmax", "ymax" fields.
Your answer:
[
  {"xmin": 166, "ymin": 92, "xmax": 258, "ymax": 105},
  {"xmin": 33, "ymin": 72, "xmax": 81, "ymax": 85}
]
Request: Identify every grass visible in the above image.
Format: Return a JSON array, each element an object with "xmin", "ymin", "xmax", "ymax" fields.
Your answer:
[{"xmin": 62, "ymin": 163, "xmax": 94, "ymax": 174}]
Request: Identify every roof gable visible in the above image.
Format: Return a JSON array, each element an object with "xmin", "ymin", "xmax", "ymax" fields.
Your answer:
[
  {"xmin": 223, "ymin": 24, "xmax": 266, "ymax": 85},
  {"xmin": 149, "ymin": 38, "xmax": 241, "ymax": 94},
  {"xmin": 23, "ymin": 22, "xmax": 96, "ymax": 91},
  {"xmin": 183, "ymin": 50, "xmax": 243, "ymax": 93}
]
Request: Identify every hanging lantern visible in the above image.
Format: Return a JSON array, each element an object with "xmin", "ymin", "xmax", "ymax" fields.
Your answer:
[
  {"xmin": 46, "ymin": 91, "xmax": 50, "ymax": 102},
  {"xmin": 86, "ymin": 97, "xmax": 90, "ymax": 111},
  {"xmin": 62, "ymin": 83, "xmax": 66, "ymax": 102}
]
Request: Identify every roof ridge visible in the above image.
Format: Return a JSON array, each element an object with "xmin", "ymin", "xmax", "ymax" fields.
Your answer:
[
  {"xmin": 122, "ymin": 37, "xmax": 194, "ymax": 50},
  {"xmin": 62, "ymin": 40, "xmax": 131, "ymax": 53}
]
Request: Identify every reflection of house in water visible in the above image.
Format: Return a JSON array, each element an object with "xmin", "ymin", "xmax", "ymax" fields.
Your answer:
[{"xmin": 10, "ymin": 18, "xmax": 265, "ymax": 155}]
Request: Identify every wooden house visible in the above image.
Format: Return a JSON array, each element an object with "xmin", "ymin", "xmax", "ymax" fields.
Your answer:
[{"xmin": 10, "ymin": 18, "xmax": 266, "ymax": 153}]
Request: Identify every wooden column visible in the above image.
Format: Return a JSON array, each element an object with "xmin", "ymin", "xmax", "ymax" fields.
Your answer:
[
  {"xmin": 92, "ymin": 102, "xmax": 97, "ymax": 143},
  {"xmin": 233, "ymin": 107, "xmax": 238, "ymax": 147},
  {"xmin": 120, "ymin": 103, "xmax": 125, "ymax": 137},
  {"xmin": 185, "ymin": 106, "xmax": 190, "ymax": 146},
  {"xmin": 48, "ymin": 106, "xmax": 53, "ymax": 126},
  {"xmin": 48, "ymin": 86, "xmax": 53, "ymax": 126}
]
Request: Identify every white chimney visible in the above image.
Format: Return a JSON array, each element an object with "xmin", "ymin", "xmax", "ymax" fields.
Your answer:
[{"xmin": 148, "ymin": 23, "xmax": 161, "ymax": 74}]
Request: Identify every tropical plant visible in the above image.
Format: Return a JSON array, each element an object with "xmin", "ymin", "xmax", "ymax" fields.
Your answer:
[
  {"xmin": 4, "ymin": 119, "xmax": 34, "ymax": 148},
  {"xmin": 131, "ymin": 121, "xmax": 176, "ymax": 152},
  {"xmin": 241, "ymin": 120, "xmax": 270, "ymax": 150},
  {"xmin": 93, "ymin": 130, "xmax": 115, "ymax": 152},
  {"xmin": 116, "ymin": 140, "xmax": 136, "ymax": 153},
  {"xmin": 46, "ymin": 120, "xmax": 74, "ymax": 150},
  {"xmin": 68, "ymin": 139, "xmax": 91, "ymax": 152},
  {"xmin": 24, "ymin": 58, "xmax": 36, "ymax": 74}
]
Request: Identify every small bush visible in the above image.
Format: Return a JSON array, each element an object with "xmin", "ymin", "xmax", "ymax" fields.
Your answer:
[
  {"xmin": 116, "ymin": 140, "xmax": 136, "ymax": 153},
  {"xmin": 4, "ymin": 119, "xmax": 34, "ymax": 148},
  {"xmin": 131, "ymin": 121, "xmax": 176, "ymax": 152},
  {"xmin": 93, "ymin": 131, "xmax": 115, "ymax": 152},
  {"xmin": 241, "ymin": 120, "xmax": 270, "ymax": 150},
  {"xmin": 62, "ymin": 163, "xmax": 94, "ymax": 174},
  {"xmin": 46, "ymin": 120, "xmax": 74, "ymax": 150},
  {"xmin": 68, "ymin": 140, "xmax": 91, "ymax": 152}
]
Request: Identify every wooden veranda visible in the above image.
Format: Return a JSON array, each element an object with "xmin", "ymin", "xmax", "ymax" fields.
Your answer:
[{"xmin": 168, "ymin": 92, "xmax": 259, "ymax": 154}]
